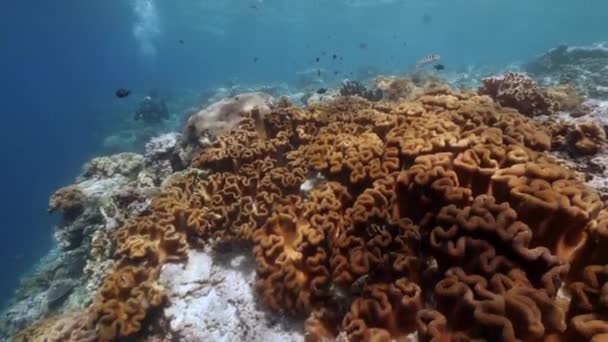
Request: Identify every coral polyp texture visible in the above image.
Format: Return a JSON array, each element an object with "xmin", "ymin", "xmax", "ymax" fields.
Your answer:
[
  {"xmin": 17, "ymin": 88, "xmax": 608, "ymax": 341},
  {"xmin": 479, "ymin": 72, "xmax": 559, "ymax": 117}
]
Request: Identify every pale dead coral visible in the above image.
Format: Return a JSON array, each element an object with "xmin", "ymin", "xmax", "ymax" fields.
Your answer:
[
  {"xmin": 81, "ymin": 153, "xmax": 144, "ymax": 180},
  {"xmin": 374, "ymin": 76, "xmax": 419, "ymax": 101},
  {"xmin": 547, "ymin": 84, "xmax": 586, "ymax": 112},
  {"xmin": 144, "ymin": 132, "xmax": 182, "ymax": 180},
  {"xmin": 182, "ymin": 92, "xmax": 275, "ymax": 145}
]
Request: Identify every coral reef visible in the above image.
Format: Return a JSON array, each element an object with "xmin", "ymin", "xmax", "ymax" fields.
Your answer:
[
  {"xmin": 2, "ymin": 145, "xmax": 172, "ymax": 340},
  {"xmin": 13, "ymin": 311, "xmax": 95, "ymax": 342},
  {"xmin": 144, "ymin": 132, "xmax": 183, "ymax": 181},
  {"xmin": 48, "ymin": 186, "xmax": 85, "ymax": 222},
  {"xmin": 155, "ymin": 247, "xmax": 303, "ymax": 341},
  {"xmin": 304, "ymin": 89, "xmax": 340, "ymax": 106},
  {"xmin": 479, "ymin": 72, "xmax": 558, "ymax": 116},
  {"xmin": 15, "ymin": 86, "xmax": 608, "ymax": 341},
  {"xmin": 182, "ymin": 92, "xmax": 275, "ymax": 144},
  {"xmin": 526, "ymin": 43, "xmax": 608, "ymax": 99},
  {"xmin": 374, "ymin": 76, "xmax": 418, "ymax": 101},
  {"xmin": 547, "ymin": 84, "xmax": 586, "ymax": 112},
  {"xmin": 547, "ymin": 117, "xmax": 606, "ymax": 157},
  {"xmin": 567, "ymin": 121, "xmax": 607, "ymax": 155},
  {"xmin": 339, "ymin": 80, "xmax": 383, "ymax": 102},
  {"xmin": 80, "ymin": 153, "xmax": 144, "ymax": 180},
  {"xmin": 180, "ymin": 92, "xmax": 277, "ymax": 166}
]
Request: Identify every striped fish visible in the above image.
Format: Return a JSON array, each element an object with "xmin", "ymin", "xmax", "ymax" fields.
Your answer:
[{"xmin": 416, "ymin": 54, "xmax": 441, "ymax": 67}]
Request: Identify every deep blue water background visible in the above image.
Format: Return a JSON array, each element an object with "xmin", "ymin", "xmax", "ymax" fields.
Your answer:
[{"xmin": 0, "ymin": 0, "xmax": 606, "ymax": 306}]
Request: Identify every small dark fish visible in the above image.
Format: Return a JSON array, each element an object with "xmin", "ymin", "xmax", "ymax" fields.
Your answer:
[
  {"xmin": 403, "ymin": 42, "xmax": 407, "ymax": 47},
  {"xmin": 178, "ymin": 39, "xmax": 184, "ymax": 44},
  {"xmin": 315, "ymin": 57, "xmax": 320, "ymax": 63},
  {"xmin": 359, "ymin": 42, "xmax": 368, "ymax": 49},
  {"xmin": 316, "ymin": 88, "xmax": 328, "ymax": 94},
  {"xmin": 433, "ymin": 64, "xmax": 445, "ymax": 71},
  {"xmin": 334, "ymin": 70, "xmax": 340, "ymax": 75},
  {"xmin": 332, "ymin": 54, "xmax": 337, "ymax": 60},
  {"xmin": 250, "ymin": 4, "xmax": 258, "ymax": 9},
  {"xmin": 253, "ymin": 57, "xmax": 259, "ymax": 63},
  {"xmin": 317, "ymin": 69, "xmax": 321, "ymax": 77},
  {"xmin": 115, "ymin": 88, "xmax": 130, "ymax": 98}
]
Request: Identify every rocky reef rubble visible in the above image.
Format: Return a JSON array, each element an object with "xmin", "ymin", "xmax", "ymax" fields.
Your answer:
[
  {"xmin": 0, "ymin": 142, "xmax": 181, "ymax": 340},
  {"xmin": 540, "ymin": 98, "xmax": 608, "ymax": 198},
  {"xmin": 144, "ymin": 132, "xmax": 183, "ymax": 181},
  {"xmin": 526, "ymin": 42, "xmax": 608, "ymax": 99},
  {"xmin": 338, "ymin": 80, "xmax": 383, "ymax": 101}
]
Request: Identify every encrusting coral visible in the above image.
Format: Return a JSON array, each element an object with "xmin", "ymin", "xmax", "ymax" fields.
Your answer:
[{"xmin": 16, "ymin": 86, "xmax": 608, "ymax": 341}]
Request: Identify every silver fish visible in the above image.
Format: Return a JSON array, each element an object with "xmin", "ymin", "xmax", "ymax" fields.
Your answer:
[{"xmin": 416, "ymin": 54, "xmax": 441, "ymax": 67}]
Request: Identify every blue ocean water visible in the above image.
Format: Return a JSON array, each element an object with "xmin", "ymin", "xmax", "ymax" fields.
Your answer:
[{"xmin": 0, "ymin": 0, "xmax": 606, "ymax": 306}]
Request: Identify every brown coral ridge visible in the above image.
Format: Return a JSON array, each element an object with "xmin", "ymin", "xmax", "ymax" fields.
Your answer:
[{"xmin": 20, "ymin": 88, "xmax": 608, "ymax": 341}]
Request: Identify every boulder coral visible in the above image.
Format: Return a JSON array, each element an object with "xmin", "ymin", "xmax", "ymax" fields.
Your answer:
[
  {"xmin": 16, "ymin": 88, "xmax": 608, "ymax": 341},
  {"xmin": 80, "ymin": 153, "xmax": 144, "ymax": 180},
  {"xmin": 182, "ymin": 92, "xmax": 275, "ymax": 145},
  {"xmin": 48, "ymin": 186, "xmax": 85, "ymax": 222},
  {"xmin": 479, "ymin": 72, "xmax": 559, "ymax": 116}
]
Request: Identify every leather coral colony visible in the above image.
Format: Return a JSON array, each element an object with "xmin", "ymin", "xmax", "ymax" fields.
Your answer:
[{"xmin": 16, "ymin": 88, "xmax": 608, "ymax": 341}]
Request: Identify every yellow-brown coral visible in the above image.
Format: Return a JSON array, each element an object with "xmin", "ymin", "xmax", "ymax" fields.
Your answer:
[
  {"xmin": 21, "ymin": 87, "xmax": 608, "ymax": 341},
  {"xmin": 14, "ymin": 311, "xmax": 95, "ymax": 342},
  {"xmin": 569, "ymin": 121, "xmax": 606, "ymax": 155}
]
